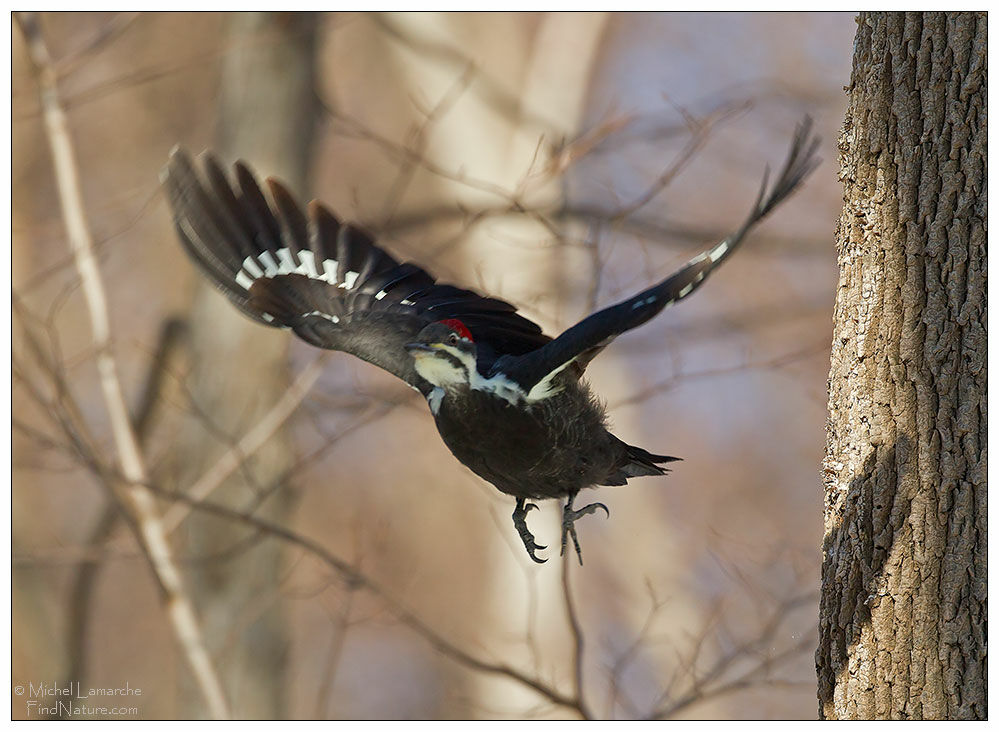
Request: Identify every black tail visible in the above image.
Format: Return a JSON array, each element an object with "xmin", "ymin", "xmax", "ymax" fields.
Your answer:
[
  {"xmin": 621, "ymin": 442, "xmax": 681, "ymax": 478},
  {"xmin": 602, "ymin": 438, "xmax": 681, "ymax": 486}
]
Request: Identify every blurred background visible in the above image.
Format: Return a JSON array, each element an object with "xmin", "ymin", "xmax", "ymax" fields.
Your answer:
[{"xmin": 13, "ymin": 12, "xmax": 854, "ymax": 720}]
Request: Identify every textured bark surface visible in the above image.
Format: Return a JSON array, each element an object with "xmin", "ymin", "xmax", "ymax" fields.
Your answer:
[
  {"xmin": 178, "ymin": 12, "xmax": 318, "ymax": 718},
  {"xmin": 817, "ymin": 12, "xmax": 986, "ymax": 719}
]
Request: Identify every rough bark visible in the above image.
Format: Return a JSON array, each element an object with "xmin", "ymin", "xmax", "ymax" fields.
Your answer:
[
  {"xmin": 177, "ymin": 12, "xmax": 318, "ymax": 718},
  {"xmin": 817, "ymin": 12, "xmax": 986, "ymax": 719}
]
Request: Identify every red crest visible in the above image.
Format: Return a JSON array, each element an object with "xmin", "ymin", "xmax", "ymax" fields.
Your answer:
[{"xmin": 439, "ymin": 318, "xmax": 474, "ymax": 342}]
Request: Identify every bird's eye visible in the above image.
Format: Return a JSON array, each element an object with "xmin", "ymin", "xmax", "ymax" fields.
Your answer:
[{"xmin": 448, "ymin": 333, "xmax": 459, "ymax": 345}]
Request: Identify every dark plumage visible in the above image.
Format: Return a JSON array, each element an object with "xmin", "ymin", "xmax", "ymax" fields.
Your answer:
[{"xmin": 162, "ymin": 119, "xmax": 819, "ymax": 564}]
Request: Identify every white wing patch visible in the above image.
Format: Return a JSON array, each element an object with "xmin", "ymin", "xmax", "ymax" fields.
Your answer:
[
  {"xmin": 524, "ymin": 364, "xmax": 570, "ymax": 401},
  {"xmin": 257, "ymin": 250, "xmax": 279, "ymax": 276},
  {"xmin": 708, "ymin": 239, "xmax": 731, "ymax": 263},
  {"xmin": 303, "ymin": 310, "xmax": 340, "ymax": 323},
  {"xmin": 234, "ymin": 246, "xmax": 361, "ymax": 292},
  {"xmin": 630, "ymin": 294, "xmax": 657, "ymax": 311}
]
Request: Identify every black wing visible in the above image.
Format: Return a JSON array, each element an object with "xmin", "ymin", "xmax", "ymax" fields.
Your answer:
[
  {"xmin": 491, "ymin": 117, "xmax": 821, "ymax": 400},
  {"xmin": 163, "ymin": 148, "xmax": 549, "ymax": 393}
]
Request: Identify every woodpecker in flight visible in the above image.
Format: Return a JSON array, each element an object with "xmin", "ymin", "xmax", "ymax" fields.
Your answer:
[{"xmin": 163, "ymin": 119, "xmax": 819, "ymax": 564}]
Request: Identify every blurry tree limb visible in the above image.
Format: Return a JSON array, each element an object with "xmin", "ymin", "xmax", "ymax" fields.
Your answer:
[
  {"xmin": 370, "ymin": 12, "xmax": 560, "ymax": 132},
  {"xmin": 172, "ymin": 11, "xmax": 319, "ymax": 719},
  {"xmin": 55, "ymin": 12, "xmax": 140, "ymax": 78},
  {"xmin": 321, "ymin": 96, "xmax": 838, "ymax": 268},
  {"xmin": 649, "ymin": 594, "xmax": 815, "ymax": 719},
  {"xmin": 162, "ymin": 354, "xmax": 326, "ymax": 534},
  {"xmin": 14, "ymin": 12, "xmax": 229, "ymax": 718},
  {"xmin": 314, "ymin": 582, "xmax": 359, "ymax": 717},
  {"xmin": 146, "ymin": 480, "xmax": 816, "ymax": 720},
  {"xmin": 15, "ymin": 283, "xmax": 819, "ymax": 720},
  {"xmin": 560, "ymin": 555, "xmax": 594, "ymax": 719},
  {"xmin": 611, "ymin": 341, "xmax": 829, "ymax": 410},
  {"xmin": 610, "ymin": 100, "xmax": 746, "ymax": 219},
  {"xmin": 146, "ymin": 483, "xmax": 584, "ymax": 715},
  {"xmin": 133, "ymin": 317, "xmax": 190, "ymax": 440},
  {"xmin": 60, "ymin": 316, "xmax": 189, "ymax": 710}
]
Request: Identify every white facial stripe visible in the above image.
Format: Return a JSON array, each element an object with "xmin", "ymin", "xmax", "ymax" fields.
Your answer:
[
  {"xmin": 470, "ymin": 371, "xmax": 530, "ymax": 405},
  {"xmin": 407, "ymin": 342, "xmax": 532, "ymax": 406},
  {"xmin": 412, "ymin": 346, "xmax": 473, "ymax": 388}
]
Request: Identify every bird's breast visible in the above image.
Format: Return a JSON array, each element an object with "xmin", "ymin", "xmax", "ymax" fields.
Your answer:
[{"xmin": 431, "ymin": 383, "xmax": 615, "ymax": 499}]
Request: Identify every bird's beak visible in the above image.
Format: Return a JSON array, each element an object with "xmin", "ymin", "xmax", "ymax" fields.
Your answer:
[{"xmin": 405, "ymin": 342, "xmax": 438, "ymax": 354}]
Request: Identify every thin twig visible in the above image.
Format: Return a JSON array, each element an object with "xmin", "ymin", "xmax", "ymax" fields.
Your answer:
[
  {"xmin": 611, "ymin": 101, "xmax": 747, "ymax": 219},
  {"xmin": 560, "ymin": 553, "xmax": 593, "ymax": 719},
  {"xmin": 54, "ymin": 12, "xmax": 140, "ymax": 77},
  {"xmin": 611, "ymin": 341, "xmax": 829, "ymax": 409},
  {"xmin": 315, "ymin": 583, "xmax": 358, "ymax": 718},
  {"xmin": 15, "ymin": 12, "xmax": 229, "ymax": 719},
  {"xmin": 149, "ymin": 483, "xmax": 582, "ymax": 714},
  {"xmin": 161, "ymin": 354, "xmax": 327, "ymax": 533}
]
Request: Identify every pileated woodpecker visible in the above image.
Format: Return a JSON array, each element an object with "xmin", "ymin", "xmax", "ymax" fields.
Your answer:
[{"xmin": 163, "ymin": 119, "xmax": 819, "ymax": 564}]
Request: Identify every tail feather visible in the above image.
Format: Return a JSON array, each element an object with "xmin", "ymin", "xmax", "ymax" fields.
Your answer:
[
  {"xmin": 620, "ymin": 442, "xmax": 681, "ymax": 478},
  {"xmin": 600, "ymin": 438, "xmax": 680, "ymax": 486}
]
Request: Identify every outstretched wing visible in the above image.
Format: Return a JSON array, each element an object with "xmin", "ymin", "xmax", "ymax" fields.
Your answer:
[
  {"xmin": 491, "ymin": 117, "xmax": 821, "ymax": 401},
  {"xmin": 163, "ymin": 148, "xmax": 549, "ymax": 393}
]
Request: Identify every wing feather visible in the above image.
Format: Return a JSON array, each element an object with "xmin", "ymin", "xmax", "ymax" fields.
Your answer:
[
  {"xmin": 492, "ymin": 118, "xmax": 821, "ymax": 399},
  {"xmin": 163, "ymin": 148, "xmax": 550, "ymax": 391}
]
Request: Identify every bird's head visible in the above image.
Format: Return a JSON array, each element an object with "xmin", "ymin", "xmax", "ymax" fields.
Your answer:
[{"xmin": 405, "ymin": 318, "xmax": 478, "ymax": 389}]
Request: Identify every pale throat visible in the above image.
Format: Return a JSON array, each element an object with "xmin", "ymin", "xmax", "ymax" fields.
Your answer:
[
  {"xmin": 412, "ymin": 343, "xmax": 541, "ymax": 408},
  {"xmin": 411, "ymin": 345, "xmax": 477, "ymax": 389}
]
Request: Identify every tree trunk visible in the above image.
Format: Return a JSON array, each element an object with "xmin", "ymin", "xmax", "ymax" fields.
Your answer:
[
  {"xmin": 178, "ymin": 12, "xmax": 318, "ymax": 718},
  {"xmin": 817, "ymin": 12, "xmax": 986, "ymax": 719}
]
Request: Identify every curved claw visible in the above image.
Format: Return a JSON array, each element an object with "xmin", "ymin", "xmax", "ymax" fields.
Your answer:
[
  {"xmin": 560, "ymin": 498, "xmax": 611, "ymax": 566},
  {"xmin": 587, "ymin": 502, "xmax": 610, "ymax": 519},
  {"xmin": 526, "ymin": 545, "xmax": 548, "ymax": 564},
  {"xmin": 513, "ymin": 498, "xmax": 548, "ymax": 563}
]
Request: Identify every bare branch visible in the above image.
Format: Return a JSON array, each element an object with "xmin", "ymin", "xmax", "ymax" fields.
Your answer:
[
  {"xmin": 560, "ymin": 554, "xmax": 594, "ymax": 719},
  {"xmin": 55, "ymin": 12, "xmax": 141, "ymax": 78},
  {"xmin": 610, "ymin": 341, "xmax": 830, "ymax": 410},
  {"xmin": 148, "ymin": 482, "xmax": 583, "ymax": 714},
  {"xmin": 611, "ymin": 100, "xmax": 747, "ymax": 219},
  {"xmin": 15, "ymin": 12, "xmax": 229, "ymax": 719},
  {"xmin": 161, "ymin": 354, "xmax": 327, "ymax": 534}
]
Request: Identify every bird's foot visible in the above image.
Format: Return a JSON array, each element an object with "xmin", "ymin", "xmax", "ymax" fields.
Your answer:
[
  {"xmin": 560, "ymin": 496, "xmax": 609, "ymax": 566},
  {"xmin": 513, "ymin": 498, "xmax": 548, "ymax": 564}
]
